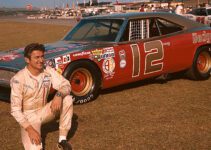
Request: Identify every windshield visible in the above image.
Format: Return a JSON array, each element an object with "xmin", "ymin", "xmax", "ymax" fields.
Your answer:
[{"xmin": 64, "ymin": 19, "xmax": 124, "ymax": 42}]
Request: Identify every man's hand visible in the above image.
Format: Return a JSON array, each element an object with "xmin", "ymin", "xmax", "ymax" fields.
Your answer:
[
  {"xmin": 50, "ymin": 94, "xmax": 62, "ymax": 113},
  {"xmin": 26, "ymin": 125, "xmax": 41, "ymax": 145}
]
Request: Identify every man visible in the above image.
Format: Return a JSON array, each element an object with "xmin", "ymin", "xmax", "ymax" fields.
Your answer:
[
  {"xmin": 10, "ymin": 43, "xmax": 73, "ymax": 150},
  {"xmin": 175, "ymin": 4, "xmax": 184, "ymax": 15}
]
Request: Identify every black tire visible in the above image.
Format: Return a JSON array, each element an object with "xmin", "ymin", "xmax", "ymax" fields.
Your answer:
[
  {"xmin": 186, "ymin": 47, "xmax": 211, "ymax": 80},
  {"xmin": 63, "ymin": 60, "xmax": 101, "ymax": 104}
]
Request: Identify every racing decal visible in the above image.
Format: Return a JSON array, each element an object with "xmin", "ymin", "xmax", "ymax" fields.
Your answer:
[
  {"xmin": 54, "ymin": 57, "xmax": 63, "ymax": 69},
  {"xmin": 0, "ymin": 53, "xmax": 21, "ymax": 61},
  {"xmin": 196, "ymin": 17, "xmax": 205, "ymax": 24},
  {"xmin": 91, "ymin": 47, "xmax": 115, "ymax": 61},
  {"xmin": 102, "ymin": 58, "xmax": 115, "ymax": 74},
  {"xmin": 192, "ymin": 32, "xmax": 211, "ymax": 44},
  {"xmin": 131, "ymin": 44, "xmax": 140, "ymax": 77},
  {"xmin": 62, "ymin": 54, "xmax": 71, "ymax": 64},
  {"xmin": 144, "ymin": 40, "xmax": 164, "ymax": 74},
  {"xmin": 54, "ymin": 54, "xmax": 71, "ymax": 73},
  {"xmin": 91, "ymin": 49, "xmax": 103, "ymax": 61},
  {"xmin": 163, "ymin": 42, "xmax": 170, "ymax": 46},
  {"xmin": 119, "ymin": 50, "xmax": 126, "ymax": 68},
  {"xmin": 73, "ymin": 51, "xmax": 91, "ymax": 57},
  {"xmin": 130, "ymin": 40, "xmax": 164, "ymax": 77},
  {"xmin": 102, "ymin": 47, "xmax": 115, "ymax": 59},
  {"xmin": 43, "ymin": 75, "xmax": 51, "ymax": 87}
]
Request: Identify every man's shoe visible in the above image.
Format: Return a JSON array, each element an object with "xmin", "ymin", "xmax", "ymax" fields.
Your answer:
[{"xmin": 57, "ymin": 140, "xmax": 72, "ymax": 150}]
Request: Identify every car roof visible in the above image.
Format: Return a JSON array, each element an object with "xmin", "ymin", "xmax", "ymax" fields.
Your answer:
[{"xmin": 83, "ymin": 12, "xmax": 204, "ymax": 28}]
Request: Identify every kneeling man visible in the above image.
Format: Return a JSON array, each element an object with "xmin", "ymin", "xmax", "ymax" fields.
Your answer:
[{"xmin": 10, "ymin": 43, "xmax": 73, "ymax": 150}]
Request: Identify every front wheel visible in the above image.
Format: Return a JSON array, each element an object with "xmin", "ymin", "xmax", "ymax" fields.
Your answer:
[
  {"xmin": 186, "ymin": 47, "xmax": 211, "ymax": 80},
  {"xmin": 63, "ymin": 60, "xmax": 101, "ymax": 104}
]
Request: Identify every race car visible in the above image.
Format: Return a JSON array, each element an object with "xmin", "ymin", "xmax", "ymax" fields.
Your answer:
[
  {"xmin": 183, "ymin": 7, "xmax": 211, "ymax": 26},
  {"xmin": 0, "ymin": 12, "xmax": 211, "ymax": 104}
]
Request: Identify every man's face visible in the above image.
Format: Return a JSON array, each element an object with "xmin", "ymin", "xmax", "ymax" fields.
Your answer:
[{"xmin": 25, "ymin": 50, "xmax": 45, "ymax": 71}]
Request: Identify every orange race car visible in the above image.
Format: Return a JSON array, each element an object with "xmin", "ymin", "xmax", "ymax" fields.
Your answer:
[{"xmin": 0, "ymin": 12, "xmax": 211, "ymax": 104}]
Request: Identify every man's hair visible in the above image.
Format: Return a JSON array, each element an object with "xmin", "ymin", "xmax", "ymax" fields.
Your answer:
[{"xmin": 24, "ymin": 43, "xmax": 45, "ymax": 58}]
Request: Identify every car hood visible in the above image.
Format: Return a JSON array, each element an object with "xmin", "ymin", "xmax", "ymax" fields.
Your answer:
[{"xmin": 0, "ymin": 40, "xmax": 112, "ymax": 71}]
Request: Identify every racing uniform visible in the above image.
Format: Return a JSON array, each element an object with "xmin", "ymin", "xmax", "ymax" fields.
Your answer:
[{"xmin": 10, "ymin": 66, "xmax": 73, "ymax": 150}]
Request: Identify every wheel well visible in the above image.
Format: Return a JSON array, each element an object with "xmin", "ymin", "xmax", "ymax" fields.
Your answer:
[
  {"xmin": 192, "ymin": 44, "xmax": 211, "ymax": 63},
  {"xmin": 196, "ymin": 44, "xmax": 211, "ymax": 55},
  {"xmin": 63, "ymin": 59, "xmax": 102, "ymax": 83}
]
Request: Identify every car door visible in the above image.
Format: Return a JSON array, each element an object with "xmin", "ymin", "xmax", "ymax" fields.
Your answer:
[
  {"xmin": 154, "ymin": 18, "xmax": 193, "ymax": 72},
  {"xmin": 112, "ymin": 18, "xmax": 172, "ymax": 85}
]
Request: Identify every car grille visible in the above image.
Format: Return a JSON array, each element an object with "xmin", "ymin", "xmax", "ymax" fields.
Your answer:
[{"xmin": 0, "ymin": 69, "xmax": 16, "ymax": 87}]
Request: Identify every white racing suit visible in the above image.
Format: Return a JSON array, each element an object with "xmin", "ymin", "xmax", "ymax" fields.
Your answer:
[{"xmin": 10, "ymin": 66, "xmax": 73, "ymax": 150}]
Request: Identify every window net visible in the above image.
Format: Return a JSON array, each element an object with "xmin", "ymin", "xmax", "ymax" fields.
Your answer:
[{"xmin": 129, "ymin": 19, "xmax": 149, "ymax": 41}]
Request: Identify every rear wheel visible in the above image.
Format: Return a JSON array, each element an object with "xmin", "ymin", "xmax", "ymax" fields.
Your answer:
[
  {"xmin": 186, "ymin": 47, "xmax": 211, "ymax": 80},
  {"xmin": 64, "ymin": 60, "xmax": 101, "ymax": 104}
]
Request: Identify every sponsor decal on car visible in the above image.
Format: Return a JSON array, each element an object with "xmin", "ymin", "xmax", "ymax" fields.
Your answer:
[
  {"xmin": 62, "ymin": 54, "xmax": 71, "ymax": 64},
  {"xmin": 120, "ymin": 60, "xmax": 126, "ymax": 68},
  {"xmin": 54, "ymin": 57, "xmax": 63, "ymax": 69},
  {"xmin": 91, "ymin": 49, "xmax": 103, "ymax": 61},
  {"xmin": 103, "ymin": 58, "xmax": 115, "ymax": 74},
  {"xmin": 119, "ymin": 50, "xmax": 126, "ymax": 68},
  {"xmin": 0, "ymin": 53, "xmax": 21, "ymax": 61},
  {"xmin": 54, "ymin": 54, "xmax": 71, "ymax": 73},
  {"xmin": 102, "ymin": 47, "xmax": 115, "ymax": 59},
  {"xmin": 192, "ymin": 32, "xmax": 211, "ymax": 44},
  {"xmin": 73, "ymin": 51, "xmax": 91, "ymax": 57},
  {"xmin": 91, "ymin": 47, "xmax": 115, "ymax": 61},
  {"xmin": 102, "ymin": 57, "xmax": 115, "ymax": 80}
]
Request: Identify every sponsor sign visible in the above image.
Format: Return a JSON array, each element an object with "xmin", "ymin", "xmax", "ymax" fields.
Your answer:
[
  {"xmin": 102, "ymin": 58, "xmax": 115, "ymax": 74},
  {"xmin": 54, "ymin": 54, "xmax": 71, "ymax": 73},
  {"xmin": 120, "ymin": 59, "xmax": 126, "ymax": 68},
  {"xmin": 73, "ymin": 51, "xmax": 91, "ymax": 57},
  {"xmin": 43, "ymin": 75, "xmax": 51, "ymax": 87},
  {"xmin": 119, "ymin": 50, "xmax": 126, "ymax": 68},
  {"xmin": 0, "ymin": 53, "xmax": 21, "ymax": 61},
  {"xmin": 91, "ymin": 47, "xmax": 115, "ymax": 61},
  {"xmin": 192, "ymin": 32, "xmax": 211, "ymax": 44}
]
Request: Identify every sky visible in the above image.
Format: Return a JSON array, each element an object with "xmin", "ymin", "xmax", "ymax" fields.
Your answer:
[{"xmin": 0, "ymin": 0, "xmax": 137, "ymax": 8}]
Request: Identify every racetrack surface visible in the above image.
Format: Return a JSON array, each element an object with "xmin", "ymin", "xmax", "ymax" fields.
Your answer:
[{"xmin": 0, "ymin": 20, "xmax": 210, "ymax": 150}]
